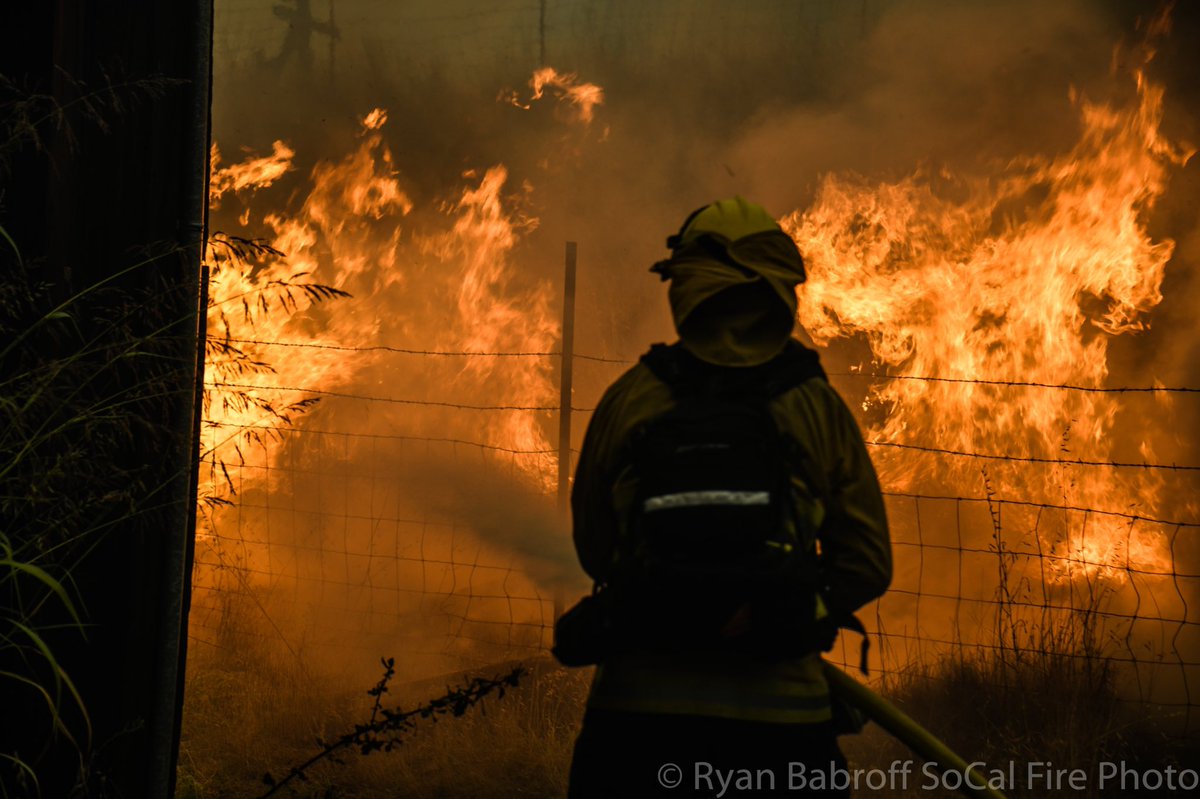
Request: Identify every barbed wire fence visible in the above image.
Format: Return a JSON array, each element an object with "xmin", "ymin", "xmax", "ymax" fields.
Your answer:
[{"xmin": 188, "ymin": 333, "xmax": 1200, "ymax": 734}]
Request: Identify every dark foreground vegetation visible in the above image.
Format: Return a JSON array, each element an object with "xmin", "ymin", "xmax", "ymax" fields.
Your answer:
[{"xmin": 1, "ymin": 3, "xmax": 212, "ymax": 793}]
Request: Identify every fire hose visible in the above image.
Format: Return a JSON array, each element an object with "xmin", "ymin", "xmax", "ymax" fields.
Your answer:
[{"xmin": 822, "ymin": 661, "xmax": 1009, "ymax": 799}]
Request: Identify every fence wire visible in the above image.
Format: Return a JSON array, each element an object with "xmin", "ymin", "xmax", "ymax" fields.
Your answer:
[{"xmin": 191, "ymin": 339, "xmax": 1200, "ymax": 735}]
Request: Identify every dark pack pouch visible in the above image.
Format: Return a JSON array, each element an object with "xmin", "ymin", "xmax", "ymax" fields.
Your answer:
[
  {"xmin": 602, "ymin": 341, "xmax": 831, "ymax": 659},
  {"xmin": 552, "ymin": 591, "xmax": 611, "ymax": 668}
]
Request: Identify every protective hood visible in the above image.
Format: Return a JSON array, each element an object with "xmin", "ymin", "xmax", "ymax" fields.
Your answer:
[{"xmin": 652, "ymin": 198, "xmax": 806, "ymax": 367}]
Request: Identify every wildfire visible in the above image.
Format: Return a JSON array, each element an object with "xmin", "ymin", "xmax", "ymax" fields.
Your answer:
[
  {"xmin": 202, "ymin": 59, "xmax": 615, "ymax": 529},
  {"xmin": 198, "ymin": 73, "xmax": 596, "ymax": 647},
  {"xmin": 783, "ymin": 32, "xmax": 1193, "ymax": 582},
  {"xmin": 202, "ymin": 108, "xmax": 412, "ymax": 489},
  {"xmin": 190, "ymin": 60, "xmax": 621, "ymax": 677}
]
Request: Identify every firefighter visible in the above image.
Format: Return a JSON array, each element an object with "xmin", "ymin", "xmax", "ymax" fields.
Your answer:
[{"xmin": 562, "ymin": 197, "xmax": 892, "ymax": 798}]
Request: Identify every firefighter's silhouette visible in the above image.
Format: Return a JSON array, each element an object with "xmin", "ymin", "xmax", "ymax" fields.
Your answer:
[{"xmin": 560, "ymin": 198, "xmax": 891, "ymax": 798}]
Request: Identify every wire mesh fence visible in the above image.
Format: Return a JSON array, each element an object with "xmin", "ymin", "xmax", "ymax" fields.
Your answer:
[
  {"xmin": 188, "ymin": 338, "xmax": 1200, "ymax": 736},
  {"xmin": 191, "ymin": 418, "xmax": 561, "ymax": 682}
]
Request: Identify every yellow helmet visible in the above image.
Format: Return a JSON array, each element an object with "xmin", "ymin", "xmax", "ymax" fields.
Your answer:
[
  {"xmin": 666, "ymin": 196, "xmax": 785, "ymax": 251},
  {"xmin": 653, "ymin": 197, "xmax": 806, "ymax": 366}
]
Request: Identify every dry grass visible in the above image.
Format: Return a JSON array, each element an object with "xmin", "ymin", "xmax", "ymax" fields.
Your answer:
[
  {"xmin": 177, "ymin": 592, "xmax": 1195, "ymax": 798},
  {"xmin": 840, "ymin": 632, "xmax": 1198, "ymax": 798},
  {"xmin": 177, "ymin": 611, "xmax": 349, "ymax": 796},
  {"xmin": 178, "ymin": 652, "xmax": 587, "ymax": 798},
  {"xmin": 176, "ymin": 591, "xmax": 588, "ymax": 799},
  {"xmin": 347, "ymin": 661, "xmax": 586, "ymax": 799}
]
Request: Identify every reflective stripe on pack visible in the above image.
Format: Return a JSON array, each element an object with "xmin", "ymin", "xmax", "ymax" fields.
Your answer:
[{"xmin": 643, "ymin": 490, "xmax": 771, "ymax": 512}]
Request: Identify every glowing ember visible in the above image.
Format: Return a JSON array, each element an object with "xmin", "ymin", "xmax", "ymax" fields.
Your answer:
[
  {"xmin": 503, "ymin": 66, "xmax": 605, "ymax": 124},
  {"xmin": 361, "ymin": 107, "xmax": 388, "ymax": 131}
]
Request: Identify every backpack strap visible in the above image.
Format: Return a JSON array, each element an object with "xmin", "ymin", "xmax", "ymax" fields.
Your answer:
[{"xmin": 834, "ymin": 611, "xmax": 871, "ymax": 676}]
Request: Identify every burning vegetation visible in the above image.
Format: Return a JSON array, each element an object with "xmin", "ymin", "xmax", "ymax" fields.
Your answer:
[{"xmin": 785, "ymin": 12, "xmax": 1193, "ymax": 584}]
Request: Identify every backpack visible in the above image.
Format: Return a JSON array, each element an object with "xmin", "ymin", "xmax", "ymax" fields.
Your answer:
[{"xmin": 603, "ymin": 340, "xmax": 830, "ymax": 658}]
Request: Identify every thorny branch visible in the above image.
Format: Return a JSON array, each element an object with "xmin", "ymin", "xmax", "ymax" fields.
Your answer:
[{"xmin": 256, "ymin": 659, "xmax": 524, "ymax": 798}]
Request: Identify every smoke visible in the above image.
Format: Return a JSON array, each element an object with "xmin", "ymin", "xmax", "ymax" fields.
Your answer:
[
  {"xmin": 404, "ymin": 454, "xmax": 585, "ymax": 593},
  {"xmin": 728, "ymin": 1, "xmax": 1118, "ymax": 206}
]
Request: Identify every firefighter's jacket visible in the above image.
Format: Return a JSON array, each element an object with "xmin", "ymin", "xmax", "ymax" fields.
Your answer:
[{"xmin": 571, "ymin": 230, "xmax": 891, "ymax": 724}]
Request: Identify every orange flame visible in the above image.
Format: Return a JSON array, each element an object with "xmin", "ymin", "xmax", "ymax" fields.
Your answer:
[
  {"xmin": 202, "ymin": 109, "xmax": 413, "ymax": 512},
  {"xmin": 503, "ymin": 66, "xmax": 605, "ymax": 124},
  {"xmin": 203, "ymin": 103, "xmax": 566, "ymax": 520},
  {"xmin": 783, "ymin": 52, "xmax": 1193, "ymax": 581},
  {"xmin": 209, "ymin": 140, "xmax": 295, "ymax": 204},
  {"xmin": 432, "ymin": 165, "xmax": 559, "ymax": 486}
]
